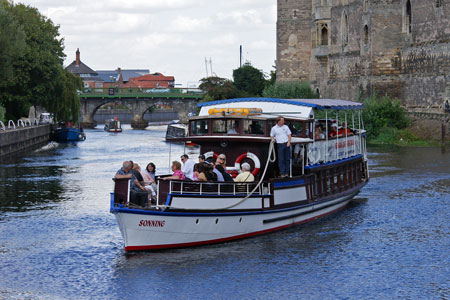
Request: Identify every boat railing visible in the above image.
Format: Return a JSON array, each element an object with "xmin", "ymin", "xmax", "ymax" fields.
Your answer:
[
  {"xmin": 165, "ymin": 179, "xmax": 271, "ymax": 196},
  {"xmin": 307, "ymin": 134, "xmax": 364, "ymax": 165}
]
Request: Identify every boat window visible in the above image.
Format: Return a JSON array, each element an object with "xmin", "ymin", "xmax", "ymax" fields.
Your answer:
[
  {"xmin": 212, "ymin": 119, "xmax": 238, "ymax": 134},
  {"xmin": 190, "ymin": 120, "xmax": 209, "ymax": 135},
  {"xmin": 243, "ymin": 120, "xmax": 265, "ymax": 135},
  {"xmin": 286, "ymin": 121, "xmax": 306, "ymax": 137}
]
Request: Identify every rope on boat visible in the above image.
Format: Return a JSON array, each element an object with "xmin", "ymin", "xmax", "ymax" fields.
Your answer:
[{"xmin": 158, "ymin": 140, "xmax": 277, "ymax": 211}]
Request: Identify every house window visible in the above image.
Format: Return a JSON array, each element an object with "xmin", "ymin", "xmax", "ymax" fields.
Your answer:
[{"xmin": 436, "ymin": 0, "xmax": 441, "ymax": 8}]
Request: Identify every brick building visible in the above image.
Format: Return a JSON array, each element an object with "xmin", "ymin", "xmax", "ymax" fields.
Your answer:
[{"xmin": 277, "ymin": 0, "xmax": 450, "ymax": 117}]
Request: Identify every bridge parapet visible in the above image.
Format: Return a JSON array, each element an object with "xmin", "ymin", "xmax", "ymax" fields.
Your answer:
[{"xmin": 80, "ymin": 87, "xmax": 204, "ymax": 99}]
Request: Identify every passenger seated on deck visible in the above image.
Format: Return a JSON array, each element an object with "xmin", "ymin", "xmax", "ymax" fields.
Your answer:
[
  {"xmin": 115, "ymin": 161, "xmax": 133, "ymax": 179},
  {"xmin": 193, "ymin": 163, "xmax": 208, "ymax": 181},
  {"xmin": 208, "ymin": 158, "xmax": 224, "ymax": 182},
  {"xmin": 162, "ymin": 161, "xmax": 186, "ymax": 180},
  {"xmin": 315, "ymin": 125, "xmax": 325, "ymax": 140},
  {"xmin": 234, "ymin": 163, "xmax": 254, "ymax": 182},
  {"xmin": 338, "ymin": 122, "xmax": 353, "ymax": 136},
  {"xmin": 203, "ymin": 162, "xmax": 218, "ymax": 181},
  {"xmin": 131, "ymin": 163, "xmax": 150, "ymax": 206},
  {"xmin": 329, "ymin": 123, "xmax": 339, "ymax": 138},
  {"xmin": 215, "ymin": 164, "xmax": 233, "ymax": 182}
]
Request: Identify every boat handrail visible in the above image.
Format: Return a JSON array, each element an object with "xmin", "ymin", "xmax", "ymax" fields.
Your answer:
[
  {"xmin": 168, "ymin": 180, "xmax": 271, "ymax": 196},
  {"xmin": 17, "ymin": 119, "xmax": 25, "ymax": 128},
  {"xmin": 157, "ymin": 140, "xmax": 277, "ymax": 211},
  {"xmin": 0, "ymin": 121, "xmax": 5, "ymax": 131}
]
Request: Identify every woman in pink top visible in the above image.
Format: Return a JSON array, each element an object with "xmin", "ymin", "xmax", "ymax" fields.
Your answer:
[{"xmin": 162, "ymin": 161, "xmax": 186, "ymax": 180}]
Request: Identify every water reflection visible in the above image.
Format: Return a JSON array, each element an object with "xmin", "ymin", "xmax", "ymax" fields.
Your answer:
[{"xmin": 0, "ymin": 127, "xmax": 449, "ymax": 300}]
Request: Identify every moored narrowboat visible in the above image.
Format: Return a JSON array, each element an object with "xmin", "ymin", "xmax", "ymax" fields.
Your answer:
[
  {"xmin": 110, "ymin": 98, "xmax": 369, "ymax": 251},
  {"xmin": 52, "ymin": 122, "xmax": 86, "ymax": 142}
]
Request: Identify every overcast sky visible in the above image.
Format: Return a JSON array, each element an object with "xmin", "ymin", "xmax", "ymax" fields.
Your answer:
[{"xmin": 18, "ymin": 0, "xmax": 277, "ymax": 87}]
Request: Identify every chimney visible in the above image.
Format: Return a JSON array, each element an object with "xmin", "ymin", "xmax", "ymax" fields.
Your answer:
[{"xmin": 76, "ymin": 48, "xmax": 80, "ymax": 66}]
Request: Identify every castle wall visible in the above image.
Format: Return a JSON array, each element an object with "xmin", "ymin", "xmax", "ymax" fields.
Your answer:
[{"xmin": 277, "ymin": 0, "xmax": 450, "ymax": 117}]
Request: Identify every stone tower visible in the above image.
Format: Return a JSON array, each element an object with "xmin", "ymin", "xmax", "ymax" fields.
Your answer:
[{"xmin": 276, "ymin": 0, "xmax": 312, "ymax": 82}]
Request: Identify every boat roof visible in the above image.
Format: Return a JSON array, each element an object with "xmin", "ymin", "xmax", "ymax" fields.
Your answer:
[
  {"xmin": 198, "ymin": 98, "xmax": 363, "ymax": 120},
  {"xmin": 198, "ymin": 98, "xmax": 363, "ymax": 110}
]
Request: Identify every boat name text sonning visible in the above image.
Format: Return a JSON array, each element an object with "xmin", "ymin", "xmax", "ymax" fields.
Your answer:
[{"xmin": 139, "ymin": 220, "xmax": 166, "ymax": 227}]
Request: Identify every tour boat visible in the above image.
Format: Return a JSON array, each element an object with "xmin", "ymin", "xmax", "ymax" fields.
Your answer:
[
  {"xmin": 104, "ymin": 117, "xmax": 122, "ymax": 133},
  {"xmin": 110, "ymin": 98, "xmax": 369, "ymax": 251}
]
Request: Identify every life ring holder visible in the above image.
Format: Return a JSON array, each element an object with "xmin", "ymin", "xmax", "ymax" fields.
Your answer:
[{"xmin": 234, "ymin": 152, "xmax": 261, "ymax": 176}]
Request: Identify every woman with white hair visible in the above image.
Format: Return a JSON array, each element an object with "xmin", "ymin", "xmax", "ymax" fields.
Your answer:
[{"xmin": 234, "ymin": 162, "xmax": 255, "ymax": 182}]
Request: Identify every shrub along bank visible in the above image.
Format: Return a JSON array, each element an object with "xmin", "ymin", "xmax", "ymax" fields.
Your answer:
[{"xmin": 362, "ymin": 95, "xmax": 441, "ymax": 146}]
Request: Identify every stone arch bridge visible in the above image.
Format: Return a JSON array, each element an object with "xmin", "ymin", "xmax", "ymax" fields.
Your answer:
[{"xmin": 79, "ymin": 91, "xmax": 201, "ymax": 129}]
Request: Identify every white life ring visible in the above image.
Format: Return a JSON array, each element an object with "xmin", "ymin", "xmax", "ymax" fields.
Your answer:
[
  {"xmin": 307, "ymin": 145, "xmax": 321, "ymax": 165},
  {"xmin": 233, "ymin": 152, "xmax": 261, "ymax": 176}
]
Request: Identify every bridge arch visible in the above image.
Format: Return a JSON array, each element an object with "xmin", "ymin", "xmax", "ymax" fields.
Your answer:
[{"xmin": 80, "ymin": 96, "xmax": 198, "ymax": 129}]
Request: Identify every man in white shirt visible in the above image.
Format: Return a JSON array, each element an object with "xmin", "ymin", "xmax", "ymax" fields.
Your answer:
[
  {"xmin": 180, "ymin": 154, "xmax": 195, "ymax": 180},
  {"xmin": 270, "ymin": 116, "xmax": 292, "ymax": 177}
]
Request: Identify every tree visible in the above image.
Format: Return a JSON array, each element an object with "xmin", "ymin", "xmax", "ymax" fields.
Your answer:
[
  {"xmin": 232, "ymin": 63, "xmax": 266, "ymax": 96},
  {"xmin": 263, "ymin": 82, "xmax": 318, "ymax": 99},
  {"xmin": 199, "ymin": 76, "xmax": 239, "ymax": 101},
  {"xmin": 0, "ymin": 0, "xmax": 26, "ymax": 87},
  {"xmin": 0, "ymin": 2, "xmax": 81, "ymax": 121}
]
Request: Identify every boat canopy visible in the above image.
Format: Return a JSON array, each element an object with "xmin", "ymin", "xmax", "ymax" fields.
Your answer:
[{"xmin": 198, "ymin": 98, "xmax": 363, "ymax": 119}]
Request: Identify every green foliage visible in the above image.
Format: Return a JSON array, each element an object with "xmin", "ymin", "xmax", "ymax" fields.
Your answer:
[
  {"xmin": 232, "ymin": 63, "xmax": 266, "ymax": 96},
  {"xmin": 199, "ymin": 76, "xmax": 239, "ymax": 101},
  {"xmin": 362, "ymin": 95, "xmax": 409, "ymax": 140},
  {"xmin": 0, "ymin": 104, "xmax": 5, "ymax": 122},
  {"xmin": 0, "ymin": 1, "xmax": 81, "ymax": 122},
  {"xmin": 0, "ymin": 0, "xmax": 26, "ymax": 86},
  {"xmin": 369, "ymin": 127, "xmax": 434, "ymax": 146},
  {"xmin": 262, "ymin": 81, "xmax": 318, "ymax": 99}
]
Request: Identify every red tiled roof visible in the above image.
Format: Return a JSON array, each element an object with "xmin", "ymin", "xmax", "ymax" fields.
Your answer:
[{"xmin": 123, "ymin": 72, "xmax": 175, "ymax": 89}]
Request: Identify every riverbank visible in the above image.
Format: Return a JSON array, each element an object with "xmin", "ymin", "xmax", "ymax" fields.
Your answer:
[{"xmin": 368, "ymin": 118, "xmax": 449, "ymax": 147}]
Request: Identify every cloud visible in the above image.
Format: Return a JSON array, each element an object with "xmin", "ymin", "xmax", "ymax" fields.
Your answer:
[{"xmin": 19, "ymin": 0, "xmax": 277, "ymax": 85}]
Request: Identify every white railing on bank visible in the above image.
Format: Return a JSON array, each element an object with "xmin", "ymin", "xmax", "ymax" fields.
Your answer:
[{"xmin": 8, "ymin": 120, "xmax": 15, "ymax": 129}]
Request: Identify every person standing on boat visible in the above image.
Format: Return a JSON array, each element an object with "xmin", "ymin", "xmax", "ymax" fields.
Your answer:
[
  {"xmin": 180, "ymin": 154, "xmax": 195, "ymax": 180},
  {"xmin": 270, "ymin": 117, "xmax": 292, "ymax": 177}
]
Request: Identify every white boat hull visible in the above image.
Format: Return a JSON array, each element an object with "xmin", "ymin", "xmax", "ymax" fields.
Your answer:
[{"xmin": 113, "ymin": 192, "xmax": 357, "ymax": 251}]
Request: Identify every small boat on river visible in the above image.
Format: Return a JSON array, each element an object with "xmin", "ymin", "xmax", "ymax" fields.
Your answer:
[
  {"xmin": 110, "ymin": 98, "xmax": 369, "ymax": 251},
  {"xmin": 52, "ymin": 122, "xmax": 86, "ymax": 142},
  {"xmin": 104, "ymin": 117, "xmax": 122, "ymax": 133},
  {"xmin": 165, "ymin": 122, "xmax": 187, "ymax": 140}
]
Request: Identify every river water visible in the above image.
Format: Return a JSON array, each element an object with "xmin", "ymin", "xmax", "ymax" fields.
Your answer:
[{"xmin": 0, "ymin": 125, "xmax": 449, "ymax": 300}]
